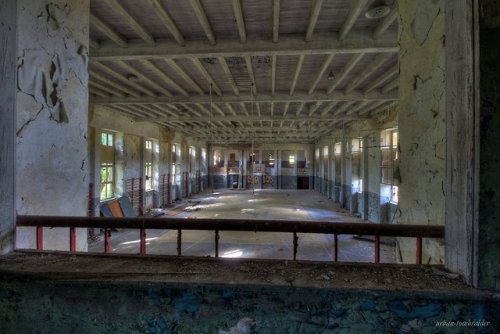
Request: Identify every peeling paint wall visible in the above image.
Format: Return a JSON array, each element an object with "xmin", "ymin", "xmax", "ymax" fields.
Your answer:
[
  {"xmin": 0, "ymin": 0, "xmax": 17, "ymax": 254},
  {"xmin": 315, "ymin": 107, "xmax": 398, "ymax": 224},
  {"xmin": 15, "ymin": 0, "xmax": 90, "ymax": 251},
  {"xmin": 478, "ymin": 0, "xmax": 500, "ymax": 290},
  {"xmin": 89, "ymin": 106, "xmax": 208, "ymax": 211},
  {"xmin": 398, "ymin": 0, "xmax": 446, "ymax": 264},
  {"xmin": 1, "ymin": 277, "xmax": 499, "ymax": 333}
]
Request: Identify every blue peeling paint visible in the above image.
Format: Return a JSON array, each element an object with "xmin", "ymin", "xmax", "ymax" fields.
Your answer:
[
  {"xmin": 173, "ymin": 293, "xmax": 201, "ymax": 314},
  {"xmin": 388, "ymin": 300, "xmax": 442, "ymax": 320}
]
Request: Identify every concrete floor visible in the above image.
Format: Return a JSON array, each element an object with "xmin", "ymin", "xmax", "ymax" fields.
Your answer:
[{"xmin": 89, "ymin": 189, "xmax": 396, "ymax": 263}]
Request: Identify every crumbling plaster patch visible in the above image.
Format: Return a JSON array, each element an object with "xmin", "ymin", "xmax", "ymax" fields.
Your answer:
[
  {"xmin": 398, "ymin": 0, "xmax": 445, "ymax": 264},
  {"xmin": 15, "ymin": 0, "xmax": 89, "ymax": 252}
]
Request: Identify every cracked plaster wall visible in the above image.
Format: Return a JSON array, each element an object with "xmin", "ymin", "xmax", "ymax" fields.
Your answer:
[
  {"xmin": 398, "ymin": 0, "xmax": 446, "ymax": 264},
  {"xmin": 15, "ymin": 0, "xmax": 89, "ymax": 251},
  {"xmin": 89, "ymin": 106, "xmax": 207, "ymax": 209},
  {"xmin": 0, "ymin": 0, "xmax": 17, "ymax": 254}
]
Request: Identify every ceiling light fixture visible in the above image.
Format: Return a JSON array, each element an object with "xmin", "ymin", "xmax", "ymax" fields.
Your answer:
[
  {"xmin": 365, "ymin": 0, "xmax": 390, "ymax": 19},
  {"xmin": 327, "ymin": 70, "xmax": 335, "ymax": 80},
  {"xmin": 127, "ymin": 74, "xmax": 141, "ymax": 82}
]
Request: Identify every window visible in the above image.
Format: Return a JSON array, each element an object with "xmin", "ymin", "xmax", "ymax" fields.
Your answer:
[
  {"xmin": 281, "ymin": 150, "xmax": 294, "ymax": 168},
  {"xmin": 381, "ymin": 129, "xmax": 399, "ymax": 204},
  {"xmin": 352, "ymin": 138, "xmax": 362, "ymax": 194},
  {"xmin": 263, "ymin": 151, "xmax": 274, "ymax": 168},
  {"xmin": 100, "ymin": 163, "xmax": 114, "ymax": 200},
  {"xmin": 145, "ymin": 140, "xmax": 153, "ymax": 191},
  {"xmin": 213, "ymin": 150, "xmax": 224, "ymax": 167},
  {"xmin": 100, "ymin": 131, "xmax": 115, "ymax": 200}
]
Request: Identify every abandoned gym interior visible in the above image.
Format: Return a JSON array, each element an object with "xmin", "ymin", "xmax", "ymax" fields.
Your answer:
[{"xmin": 1, "ymin": 0, "xmax": 499, "ymax": 332}]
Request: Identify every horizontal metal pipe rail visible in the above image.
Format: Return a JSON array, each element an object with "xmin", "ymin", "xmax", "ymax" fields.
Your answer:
[{"xmin": 16, "ymin": 215, "xmax": 444, "ymax": 264}]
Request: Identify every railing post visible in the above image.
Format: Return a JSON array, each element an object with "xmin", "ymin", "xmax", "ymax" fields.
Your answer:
[
  {"xmin": 333, "ymin": 233, "xmax": 338, "ymax": 262},
  {"xmin": 161, "ymin": 174, "xmax": 166, "ymax": 207},
  {"xmin": 293, "ymin": 232, "xmax": 298, "ymax": 261},
  {"xmin": 177, "ymin": 228, "xmax": 182, "ymax": 256},
  {"xmin": 104, "ymin": 228, "xmax": 111, "ymax": 253},
  {"xmin": 215, "ymin": 230, "xmax": 220, "ymax": 258},
  {"xmin": 374, "ymin": 235, "xmax": 380, "ymax": 264},
  {"xmin": 138, "ymin": 176, "xmax": 144, "ymax": 215},
  {"xmin": 69, "ymin": 227, "xmax": 76, "ymax": 252},
  {"xmin": 140, "ymin": 227, "xmax": 146, "ymax": 255},
  {"xmin": 130, "ymin": 178, "xmax": 135, "ymax": 209},
  {"xmin": 167, "ymin": 173, "xmax": 171, "ymax": 204},
  {"xmin": 416, "ymin": 236, "xmax": 422, "ymax": 265},
  {"xmin": 36, "ymin": 226, "xmax": 43, "ymax": 251}
]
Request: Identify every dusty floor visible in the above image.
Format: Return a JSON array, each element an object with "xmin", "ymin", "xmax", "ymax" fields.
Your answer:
[
  {"xmin": 89, "ymin": 189, "xmax": 396, "ymax": 263},
  {"xmin": 0, "ymin": 252, "xmax": 478, "ymax": 294}
]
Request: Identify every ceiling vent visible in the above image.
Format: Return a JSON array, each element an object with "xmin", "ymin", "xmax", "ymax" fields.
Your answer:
[{"xmin": 365, "ymin": 0, "xmax": 390, "ymax": 19}]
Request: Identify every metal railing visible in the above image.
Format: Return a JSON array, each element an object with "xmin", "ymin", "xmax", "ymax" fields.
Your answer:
[{"xmin": 16, "ymin": 216, "xmax": 444, "ymax": 264}]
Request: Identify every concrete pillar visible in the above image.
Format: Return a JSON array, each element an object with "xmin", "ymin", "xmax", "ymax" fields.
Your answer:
[
  {"xmin": 397, "ymin": 0, "xmax": 445, "ymax": 263},
  {"xmin": 0, "ymin": 0, "xmax": 17, "ymax": 254},
  {"xmin": 15, "ymin": 0, "xmax": 90, "ymax": 251}
]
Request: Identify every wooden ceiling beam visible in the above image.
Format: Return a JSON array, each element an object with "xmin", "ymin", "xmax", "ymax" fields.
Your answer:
[
  {"xmin": 305, "ymin": 0, "xmax": 324, "ymax": 41},
  {"xmin": 89, "ymin": 81, "xmax": 126, "ymax": 98},
  {"xmin": 271, "ymin": 55, "xmax": 277, "ymax": 96},
  {"xmin": 381, "ymin": 78, "xmax": 399, "ymax": 93},
  {"xmin": 117, "ymin": 60, "xmax": 173, "ymax": 96},
  {"xmin": 91, "ymin": 62, "xmax": 157, "ymax": 97},
  {"xmin": 364, "ymin": 64, "xmax": 399, "ymax": 93},
  {"xmin": 231, "ymin": 0, "xmax": 247, "ymax": 43},
  {"xmin": 272, "ymin": 0, "xmax": 280, "ymax": 43},
  {"xmin": 345, "ymin": 53, "xmax": 393, "ymax": 93},
  {"xmin": 189, "ymin": 0, "xmax": 216, "ymax": 45},
  {"xmin": 191, "ymin": 58, "xmax": 222, "ymax": 96},
  {"xmin": 90, "ymin": 13, "xmax": 128, "ymax": 48},
  {"xmin": 91, "ymin": 33, "xmax": 398, "ymax": 61},
  {"xmin": 106, "ymin": 0, "xmax": 155, "ymax": 46},
  {"xmin": 308, "ymin": 53, "xmax": 335, "ymax": 95},
  {"xmin": 138, "ymin": 59, "xmax": 187, "ymax": 96},
  {"xmin": 147, "ymin": 0, "xmax": 185, "ymax": 46},
  {"xmin": 326, "ymin": 53, "xmax": 364, "ymax": 94},
  {"xmin": 339, "ymin": 0, "xmax": 370, "ymax": 41},
  {"xmin": 290, "ymin": 55, "xmax": 305, "ymax": 96},
  {"xmin": 245, "ymin": 56, "xmax": 257, "ymax": 95},
  {"xmin": 218, "ymin": 57, "xmax": 240, "ymax": 95},
  {"xmin": 90, "ymin": 70, "xmax": 141, "ymax": 97},
  {"xmin": 92, "ymin": 90, "xmax": 397, "ymax": 105},
  {"xmin": 374, "ymin": 2, "xmax": 399, "ymax": 39},
  {"xmin": 164, "ymin": 59, "xmax": 205, "ymax": 95}
]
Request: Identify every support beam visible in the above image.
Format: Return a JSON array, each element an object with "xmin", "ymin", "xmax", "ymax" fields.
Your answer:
[
  {"xmin": 147, "ymin": 0, "xmax": 185, "ymax": 46},
  {"xmin": 320, "ymin": 101, "xmax": 339, "ymax": 116},
  {"xmin": 272, "ymin": 0, "xmax": 280, "ymax": 43},
  {"xmin": 91, "ymin": 33, "xmax": 399, "ymax": 61},
  {"xmin": 339, "ymin": 0, "xmax": 370, "ymax": 41},
  {"xmin": 271, "ymin": 55, "xmax": 277, "ymax": 96},
  {"xmin": 374, "ymin": 2, "xmax": 398, "ymax": 39},
  {"xmin": 364, "ymin": 64, "xmax": 399, "ymax": 93},
  {"xmin": 91, "ymin": 62, "xmax": 156, "ymax": 97},
  {"xmin": 231, "ymin": 0, "xmax": 246, "ymax": 43},
  {"xmin": 117, "ymin": 60, "xmax": 173, "ymax": 96},
  {"xmin": 89, "ymin": 80, "xmax": 126, "ymax": 98},
  {"xmin": 164, "ymin": 59, "xmax": 205, "ymax": 95},
  {"xmin": 295, "ymin": 102, "xmax": 305, "ymax": 116},
  {"xmin": 346, "ymin": 53, "xmax": 392, "ymax": 93},
  {"xmin": 211, "ymin": 103, "xmax": 225, "ymax": 116},
  {"xmin": 290, "ymin": 55, "xmax": 305, "ymax": 95},
  {"xmin": 106, "ymin": 0, "xmax": 155, "ymax": 46},
  {"xmin": 191, "ymin": 58, "xmax": 222, "ymax": 96},
  {"xmin": 139, "ymin": 59, "xmax": 187, "ymax": 96},
  {"xmin": 90, "ymin": 70, "xmax": 141, "ymax": 97},
  {"xmin": 305, "ymin": 0, "xmax": 324, "ymax": 41},
  {"xmin": 90, "ymin": 13, "xmax": 128, "ymax": 47},
  {"xmin": 326, "ymin": 53, "xmax": 363, "ymax": 94},
  {"xmin": 358, "ymin": 100, "xmax": 392, "ymax": 116},
  {"xmin": 89, "ymin": 87, "xmax": 111, "ymax": 99},
  {"xmin": 245, "ymin": 56, "xmax": 257, "ymax": 94},
  {"xmin": 152, "ymin": 114, "xmax": 363, "ymax": 123},
  {"xmin": 189, "ymin": 0, "xmax": 216, "ymax": 45},
  {"xmin": 333, "ymin": 100, "xmax": 356, "ymax": 115},
  {"xmin": 381, "ymin": 78, "xmax": 399, "ymax": 93},
  {"xmin": 90, "ymin": 38, "xmax": 100, "ymax": 49},
  {"xmin": 92, "ymin": 90, "xmax": 398, "ymax": 105},
  {"xmin": 218, "ymin": 57, "xmax": 240, "ymax": 95},
  {"xmin": 309, "ymin": 53, "xmax": 335, "ymax": 94}
]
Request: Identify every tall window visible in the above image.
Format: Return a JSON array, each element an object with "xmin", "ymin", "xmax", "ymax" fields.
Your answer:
[
  {"xmin": 352, "ymin": 138, "xmax": 363, "ymax": 193},
  {"xmin": 145, "ymin": 140, "xmax": 153, "ymax": 191},
  {"xmin": 381, "ymin": 129, "xmax": 399, "ymax": 203},
  {"xmin": 100, "ymin": 131, "xmax": 114, "ymax": 200}
]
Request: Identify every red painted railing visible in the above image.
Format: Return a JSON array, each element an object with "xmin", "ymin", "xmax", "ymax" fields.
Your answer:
[{"xmin": 17, "ymin": 216, "xmax": 443, "ymax": 265}]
